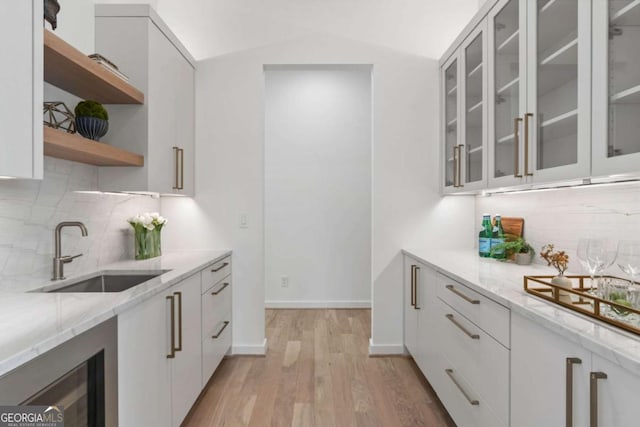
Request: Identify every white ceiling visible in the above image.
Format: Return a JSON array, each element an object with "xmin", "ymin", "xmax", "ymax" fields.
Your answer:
[{"xmin": 99, "ymin": 0, "xmax": 480, "ymax": 61}]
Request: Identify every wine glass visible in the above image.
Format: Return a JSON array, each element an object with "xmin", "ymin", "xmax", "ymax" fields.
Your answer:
[
  {"xmin": 587, "ymin": 239, "xmax": 617, "ymax": 297},
  {"xmin": 577, "ymin": 238, "xmax": 599, "ymax": 288},
  {"xmin": 617, "ymin": 240, "xmax": 640, "ymax": 285}
]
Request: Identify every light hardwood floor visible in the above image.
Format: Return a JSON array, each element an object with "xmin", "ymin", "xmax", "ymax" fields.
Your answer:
[{"xmin": 183, "ymin": 309, "xmax": 455, "ymax": 427}]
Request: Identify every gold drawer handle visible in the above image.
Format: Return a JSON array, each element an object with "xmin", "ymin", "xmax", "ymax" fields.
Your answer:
[
  {"xmin": 211, "ymin": 262, "xmax": 229, "ymax": 273},
  {"xmin": 566, "ymin": 357, "xmax": 582, "ymax": 427},
  {"xmin": 446, "ymin": 284, "xmax": 480, "ymax": 304},
  {"xmin": 211, "ymin": 282, "xmax": 230, "ymax": 296},
  {"xmin": 173, "ymin": 291, "xmax": 183, "ymax": 352},
  {"xmin": 212, "ymin": 321, "xmax": 230, "ymax": 339},
  {"xmin": 445, "ymin": 369, "xmax": 479, "ymax": 406},
  {"xmin": 590, "ymin": 372, "xmax": 607, "ymax": 427},
  {"xmin": 446, "ymin": 314, "xmax": 479, "ymax": 339},
  {"xmin": 166, "ymin": 295, "xmax": 175, "ymax": 359}
]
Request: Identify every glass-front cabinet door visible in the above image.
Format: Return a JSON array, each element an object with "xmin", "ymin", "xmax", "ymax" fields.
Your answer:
[
  {"xmin": 488, "ymin": 0, "xmax": 528, "ymax": 188},
  {"xmin": 592, "ymin": 0, "xmax": 640, "ymax": 177},
  {"xmin": 526, "ymin": 0, "xmax": 591, "ymax": 183},
  {"xmin": 460, "ymin": 22, "xmax": 488, "ymax": 190},
  {"xmin": 442, "ymin": 55, "xmax": 461, "ymax": 193}
]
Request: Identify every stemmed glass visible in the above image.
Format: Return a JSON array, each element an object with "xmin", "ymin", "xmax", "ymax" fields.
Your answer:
[
  {"xmin": 617, "ymin": 241, "xmax": 640, "ymax": 310},
  {"xmin": 577, "ymin": 238, "xmax": 599, "ymax": 289},
  {"xmin": 577, "ymin": 238, "xmax": 617, "ymax": 296}
]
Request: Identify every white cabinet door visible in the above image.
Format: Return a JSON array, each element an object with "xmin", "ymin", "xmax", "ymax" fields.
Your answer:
[
  {"xmin": 442, "ymin": 53, "xmax": 463, "ymax": 194},
  {"xmin": 488, "ymin": 0, "xmax": 528, "ymax": 188},
  {"xmin": 592, "ymin": 0, "xmax": 640, "ymax": 178},
  {"xmin": 0, "ymin": 0, "xmax": 42, "ymax": 179},
  {"xmin": 404, "ymin": 257, "xmax": 419, "ymax": 356},
  {"xmin": 96, "ymin": 6, "xmax": 195, "ymax": 195},
  {"xmin": 459, "ymin": 21, "xmax": 489, "ymax": 192},
  {"xmin": 511, "ymin": 312, "xmax": 591, "ymax": 427},
  {"xmin": 170, "ymin": 273, "xmax": 202, "ymax": 427},
  {"xmin": 591, "ymin": 353, "xmax": 640, "ymax": 427},
  {"xmin": 118, "ymin": 293, "xmax": 172, "ymax": 427},
  {"xmin": 526, "ymin": 0, "xmax": 592, "ymax": 184},
  {"xmin": 415, "ymin": 263, "xmax": 438, "ymax": 379}
]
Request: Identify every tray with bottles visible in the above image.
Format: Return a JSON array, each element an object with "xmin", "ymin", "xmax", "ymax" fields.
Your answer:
[{"xmin": 524, "ymin": 275, "xmax": 640, "ymax": 336}]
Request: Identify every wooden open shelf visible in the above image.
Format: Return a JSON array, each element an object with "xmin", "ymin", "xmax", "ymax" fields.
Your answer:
[
  {"xmin": 44, "ymin": 127, "xmax": 144, "ymax": 167},
  {"xmin": 44, "ymin": 30, "xmax": 144, "ymax": 104}
]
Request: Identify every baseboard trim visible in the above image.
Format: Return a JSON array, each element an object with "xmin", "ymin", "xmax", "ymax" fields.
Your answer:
[
  {"xmin": 265, "ymin": 300, "xmax": 371, "ymax": 309},
  {"xmin": 232, "ymin": 338, "xmax": 268, "ymax": 356},
  {"xmin": 368, "ymin": 338, "xmax": 407, "ymax": 356}
]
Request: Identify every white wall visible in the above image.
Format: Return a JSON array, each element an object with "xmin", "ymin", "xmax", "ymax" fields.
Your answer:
[
  {"xmin": 264, "ymin": 66, "xmax": 372, "ymax": 308},
  {"xmin": 475, "ymin": 182, "xmax": 640, "ymax": 275},
  {"xmin": 0, "ymin": 157, "xmax": 159, "ymax": 291},
  {"xmin": 161, "ymin": 33, "xmax": 475, "ymax": 355}
]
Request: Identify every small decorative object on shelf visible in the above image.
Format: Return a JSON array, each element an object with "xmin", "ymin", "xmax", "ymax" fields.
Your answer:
[
  {"xmin": 44, "ymin": 0, "xmax": 60, "ymax": 30},
  {"xmin": 490, "ymin": 235, "xmax": 534, "ymax": 265},
  {"xmin": 43, "ymin": 101, "xmax": 76, "ymax": 134},
  {"xmin": 88, "ymin": 54, "xmax": 130, "ymax": 82},
  {"xmin": 128, "ymin": 213, "xmax": 168, "ymax": 260},
  {"xmin": 540, "ymin": 244, "xmax": 571, "ymax": 302},
  {"xmin": 75, "ymin": 100, "xmax": 109, "ymax": 141}
]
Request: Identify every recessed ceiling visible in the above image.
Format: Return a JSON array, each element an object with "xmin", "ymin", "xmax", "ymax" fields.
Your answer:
[{"xmin": 102, "ymin": 0, "xmax": 479, "ymax": 60}]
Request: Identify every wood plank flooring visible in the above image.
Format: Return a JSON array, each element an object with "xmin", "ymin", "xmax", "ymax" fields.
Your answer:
[{"xmin": 183, "ymin": 309, "xmax": 455, "ymax": 427}]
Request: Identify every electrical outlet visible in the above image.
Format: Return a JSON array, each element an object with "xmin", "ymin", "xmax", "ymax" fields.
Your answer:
[
  {"xmin": 239, "ymin": 213, "xmax": 248, "ymax": 229},
  {"xmin": 281, "ymin": 276, "xmax": 289, "ymax": 288}
]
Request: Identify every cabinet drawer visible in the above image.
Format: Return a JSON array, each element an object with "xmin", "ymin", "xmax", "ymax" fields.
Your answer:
[
  {"xmin": 201, "ymin": 257, "xmax": 231, "ymax": 294},
  {"xmin": 436, "ymin": 272, "xmax": 510, "ymax": 347},
  {"xmin": 202, "ymin": 280, "xmax": 232, "ymax": 340},
  {"xmin": 202, "ymin": 318, "xmax": 231, "ymax": 386},
  {"xmin": 436, "ymin": 299, "xmax": 509, "ymax": 425},
  {"xmin": 432, "ymin": 351, "xmax": 507, "ymax": 427}
]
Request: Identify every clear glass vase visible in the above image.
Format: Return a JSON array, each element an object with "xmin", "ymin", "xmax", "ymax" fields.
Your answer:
[{"xmin": 134, "ymin": 227, "xmax": 162, "ymax": 260}]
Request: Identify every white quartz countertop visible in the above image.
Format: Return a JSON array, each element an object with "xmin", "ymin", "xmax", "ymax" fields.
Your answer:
[
  {"xmin": 0, "ymin": 250, "xmax": 231, "ymax": 377},
  {"xmin": 403, "ymin": 248, "xmax": 640, "ymax": 376}
]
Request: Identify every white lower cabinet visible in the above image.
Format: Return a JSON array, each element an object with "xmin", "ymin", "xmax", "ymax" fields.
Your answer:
[
  {"xmin": 512, "ymin": 312, "xmax": 640, "ymax": 427},
  {"xmin": 118, "ymin": 258, "xmax": 232, "ymax": 426}
]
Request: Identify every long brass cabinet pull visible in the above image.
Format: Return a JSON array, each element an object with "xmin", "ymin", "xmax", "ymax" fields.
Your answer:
[
  {"xmin": 452, "ymin": 146, "xmax": 459, "ymax": 187},
  {"xmin": 211, "ymin": 262, "xmax": 229, "ymax": 273},
  {"xmin": 174, "ymin": 291, "xmax": 183, "ymax": 352},
  {"xmin": 179, "ymin": 148, "xmax": 184, "ymax": 189},
  {"xmin": 410, "ymin": 265, "xmax": 416, "ymax": 307},
  {"xmin": 166, "ymin": 295, "xmax": 176, "ymax": 359},
  {"xmin": 446, "ymin": 284, "xmax": 480, "ymax": 304},
  {"xmin": 414, "ymin": 266, "xmax": 421, "ymax": 310},
  {"xmin": 211, "ymin": 282, "xmax": 230, "ymax": 296},
  {"xmin": 445, "ymin": 369, "xmax": 479, "ymax": 406},
  {"xmin": 524, "ymin": 113, "xmax": 533, "ymax": 176},
  {"xmin": 173, "ymin": 146, "xmax": 180, "ymax": 190},
  {"xmin": 212, "ymin": 321, "xmax": 230, "ymax": 339},
  {"xmin": 457, "ymin": 144, "xmax": 464, "ymax": 186},
  {"xmin": 566, "ymin": 357, "xmax": 582, "ymax": 427},
  {"xmin": 446, "ymin": 314, "xmax": 479, "ymax": 339},
  {"xmin": 590, "ymin": 372, "xmax": 607, "ymax": 427},
  {"xmin": 514, "ymin": 117, "xmax": 523, "ymax": 178}
]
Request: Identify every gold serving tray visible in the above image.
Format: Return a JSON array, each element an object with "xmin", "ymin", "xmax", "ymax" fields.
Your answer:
[{"xmin": 524, "ymin": 275, "xmax": 640, "ymax": 336}]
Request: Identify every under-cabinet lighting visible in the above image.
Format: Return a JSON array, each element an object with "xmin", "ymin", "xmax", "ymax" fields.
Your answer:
[
  {"xmin": 0, "ymin": 176, "xmax": 16, "ymax": 180},
  {"xmin": 73, "ymin": 190, "xmax": 159, "ymax": 198}
]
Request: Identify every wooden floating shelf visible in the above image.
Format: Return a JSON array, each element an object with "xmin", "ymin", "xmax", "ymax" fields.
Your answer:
[
  {"xmin": 44, "ymin": 127, "xmax": 144, "ymax": 167},
  {"xmin": 44, "ymin": 30, "xmax": 144, "ymax": 104}
]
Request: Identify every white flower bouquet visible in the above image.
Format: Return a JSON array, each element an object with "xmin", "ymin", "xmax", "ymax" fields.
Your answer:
[{"xmin": 128, "ymin": 212, "xmax": 167, "ymax": 260}]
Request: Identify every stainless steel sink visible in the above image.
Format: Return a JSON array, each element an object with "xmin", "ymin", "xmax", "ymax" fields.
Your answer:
[{"xmin": 41, "ymin": 270, "xmax": 170, "ymax": 293}]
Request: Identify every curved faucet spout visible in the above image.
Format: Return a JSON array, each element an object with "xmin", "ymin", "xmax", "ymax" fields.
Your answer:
[{"xmin": 52, "ymin": 222, "xmax": 89, "ymax": 280}]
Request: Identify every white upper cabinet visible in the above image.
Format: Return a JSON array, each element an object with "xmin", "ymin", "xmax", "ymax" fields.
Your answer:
[
  {"xmin": 443, "ymin": 23, "xmax": 488, "ymax": 193},
  {"xmin": 526, "ymin": 0, "xmax": 592, "ymax": 184},
  {"xmin": 95, "ymin": 5, "xmax": 195, "ymax": 196},
  {"xmin": 592, "ymin": 0, "xmax": 640, "ymax": 178},
  {"xmin": 488, "ymin": 0, "xmax": 528, "ymax": 188},
  {"xmin": 0, "ymin": 0, "xmax": 43, "ymax": 179}
]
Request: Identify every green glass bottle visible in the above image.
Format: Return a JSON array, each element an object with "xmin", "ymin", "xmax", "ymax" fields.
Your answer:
[
  {"xmin": 491, "ymin": 214, "xmax": 506, "ymax": 259},
  {"xmin": 478, "ymin": 214, "xmax": 492, "ymax": 258}
]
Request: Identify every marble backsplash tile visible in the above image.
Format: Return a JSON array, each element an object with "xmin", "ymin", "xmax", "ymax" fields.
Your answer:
[
  {"xmin": 475, "ymin": 182, "xmax": 640, "ymax": 274},
  {"xmin": 0, "ymin": 158, "xmax": 159, "ymax": 291}
]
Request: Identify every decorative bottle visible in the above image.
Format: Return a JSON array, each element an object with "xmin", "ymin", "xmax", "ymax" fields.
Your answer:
[
  {"xmin": 491, "ymin": 214, "xmax": 506, "ymax": 259},
  {"xmin": 479, "ymin": 214, "xmax": 492, "ymax": 258}
]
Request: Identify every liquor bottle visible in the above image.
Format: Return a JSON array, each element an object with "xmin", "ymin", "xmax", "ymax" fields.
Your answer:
[
  {"xmin": 478, "ymin": 214, "xmax": 492, "ymax": 258},
  {"xmin": 491, "ymin": 214, "xmax": 506, "ymax": 259}
]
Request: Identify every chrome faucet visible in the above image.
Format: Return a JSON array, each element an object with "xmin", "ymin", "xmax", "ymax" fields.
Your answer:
[{"xmin": 52, "ymin": 221, "xmax": 88, "ymax": 280}]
